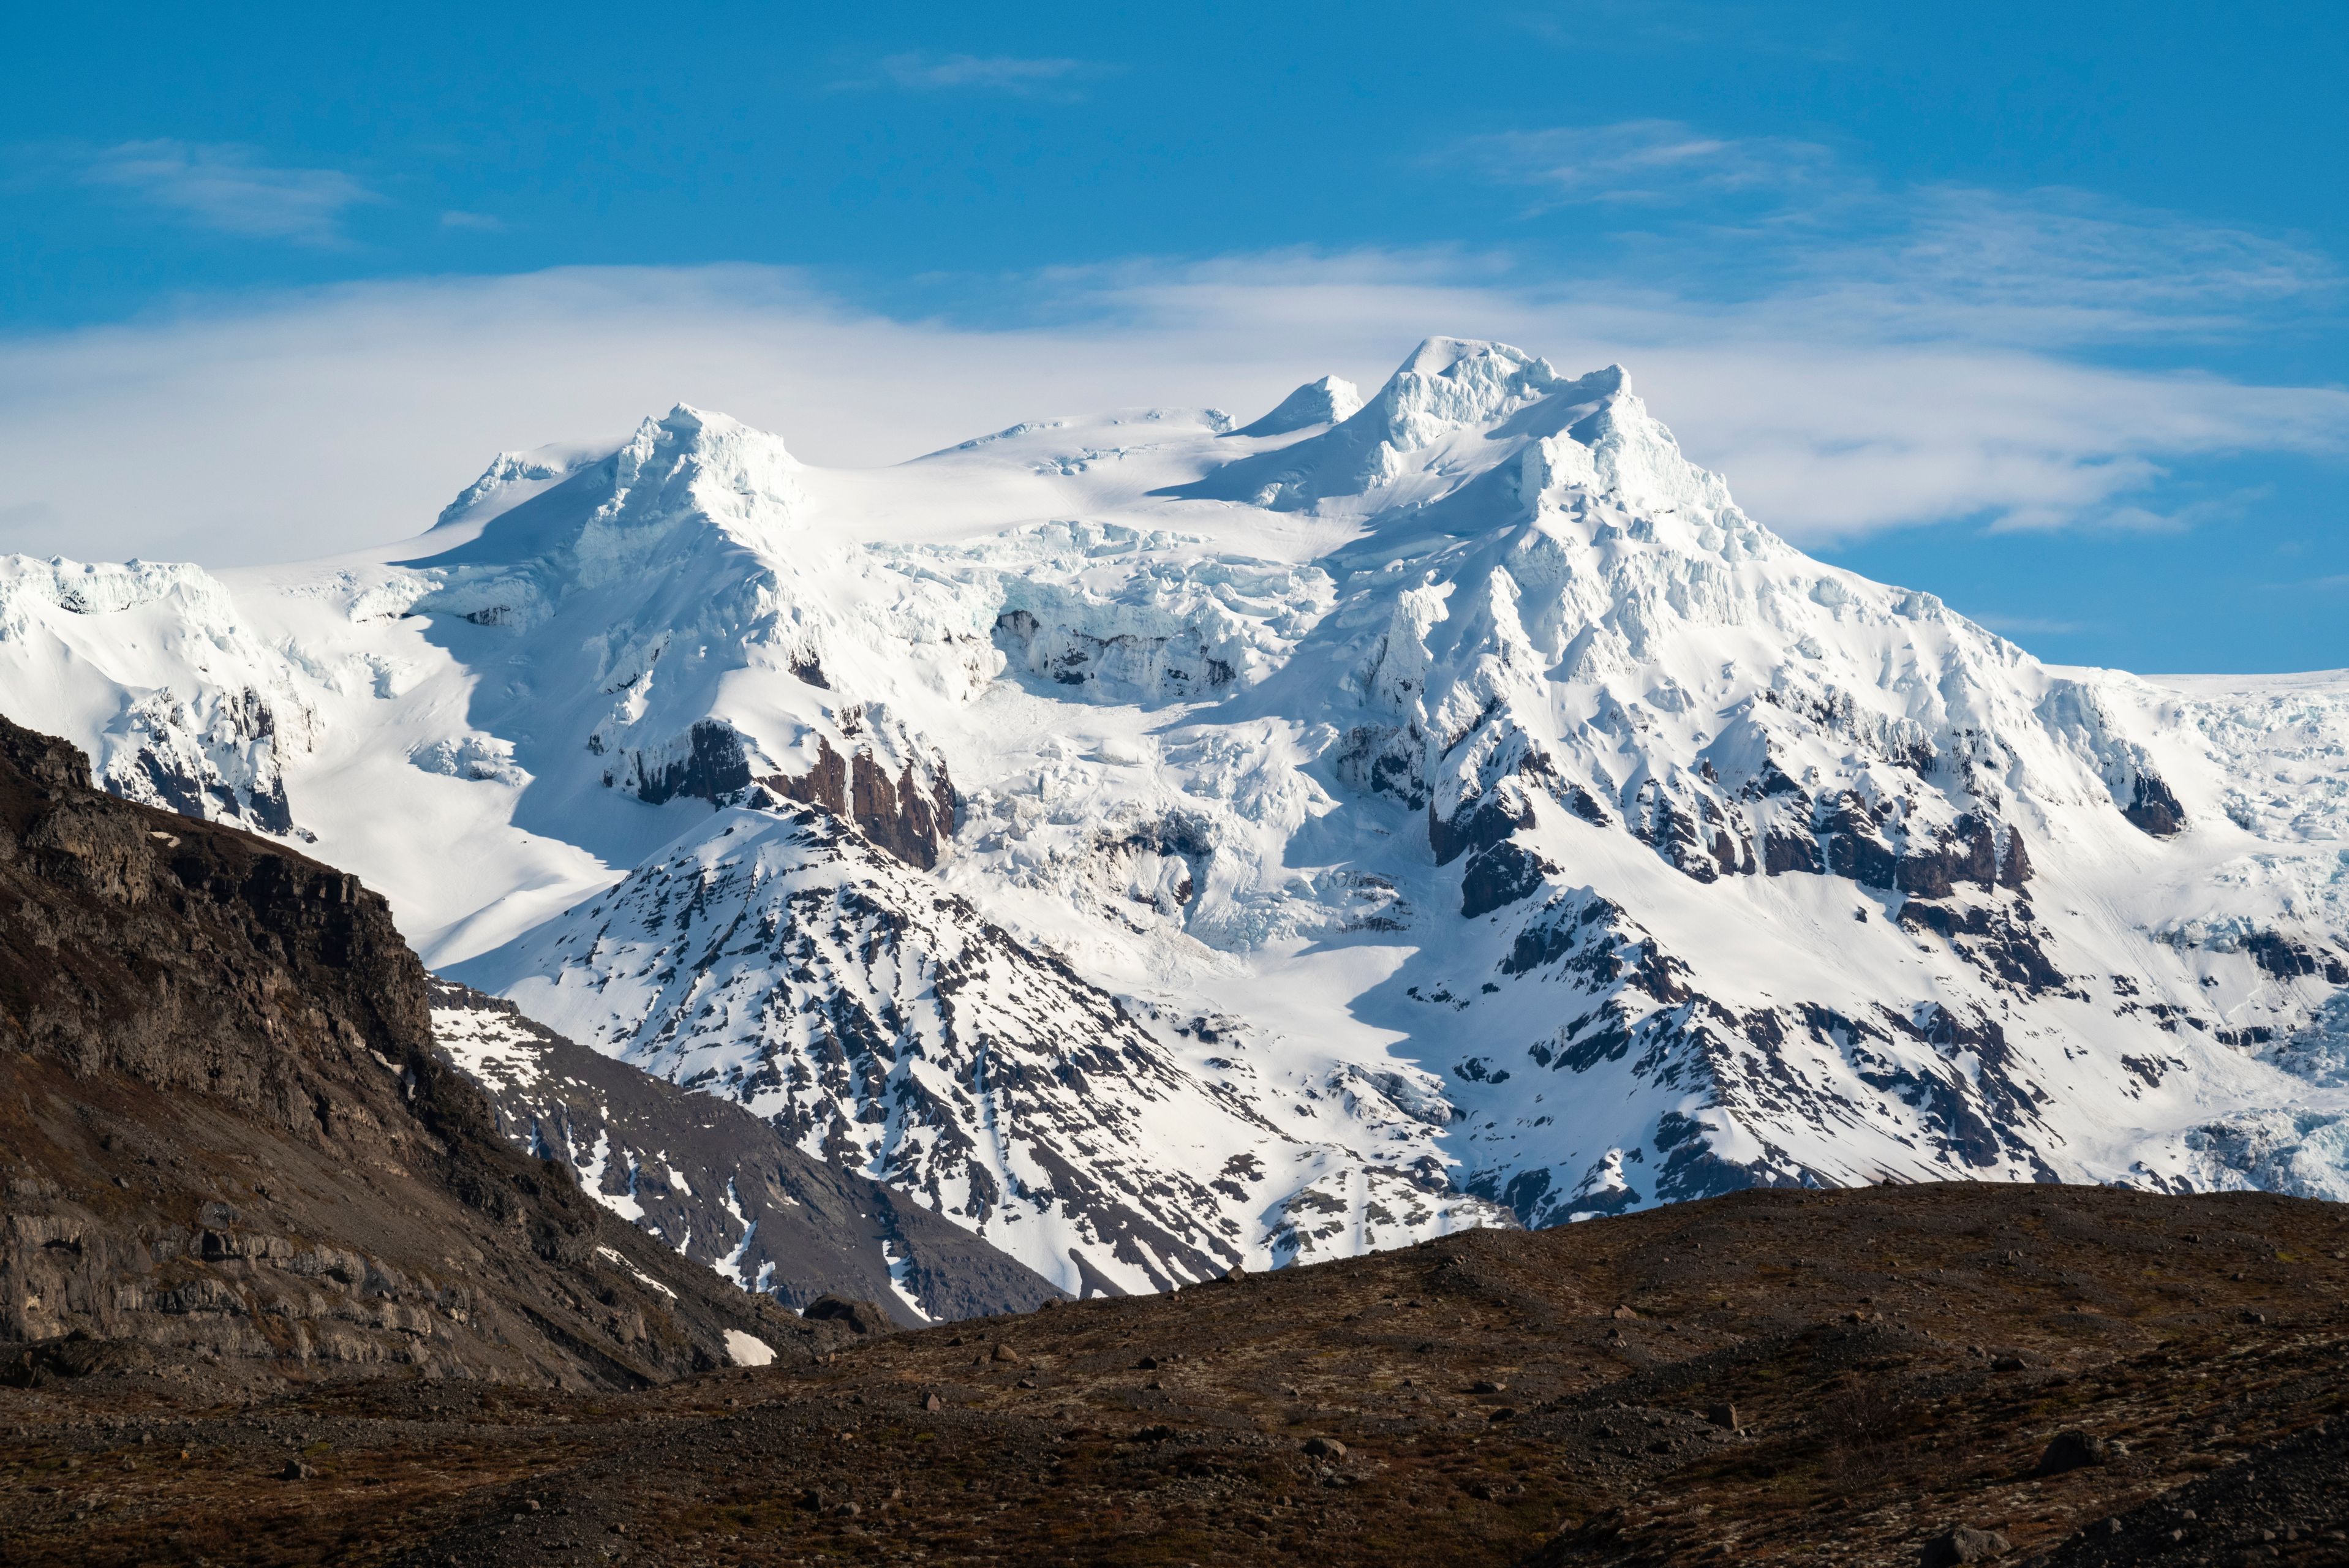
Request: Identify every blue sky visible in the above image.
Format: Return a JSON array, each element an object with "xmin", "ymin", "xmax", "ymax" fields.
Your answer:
[{"xmin": 4, "ymin": 1, "xmax": 2345, "ymax": 671}]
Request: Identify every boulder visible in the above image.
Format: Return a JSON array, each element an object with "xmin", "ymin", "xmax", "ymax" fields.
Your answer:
[
  {"xmin": 1920, "ymin": 1525, "xmax": 2009, "ymax": 1566},
  {"xmin": 2035, "ymin": 1430, "xmax": 2110, "ymax": 1476},
  {"xmin": 802, "ymin": 1295, "xmax": 895, "ymax": 1337}
]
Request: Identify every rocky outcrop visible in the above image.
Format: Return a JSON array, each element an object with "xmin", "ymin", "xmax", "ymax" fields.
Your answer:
[
  {"xmin": 0, "ymin": 717, "xmax": 803, "ymax": 1389},
  {"xmin": 755, "ymin": 734, "xmax": 958, "ymax": 872},
  {"xmin": 616, "ymin": 718, "xmax": 959, "ymax": 871},
  {"xmin": 1460, "ymin": 840, "xmax": 1556, "ymax": 918},
  {"xmin": 2122, "ymin": 770, "xmax": 2188, "ymax": 838},
  {"xmin": 620, "ymin": 717, "xmax": 755, "ymax": 806}
]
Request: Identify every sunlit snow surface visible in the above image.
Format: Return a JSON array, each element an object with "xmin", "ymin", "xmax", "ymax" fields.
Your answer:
[{"xmin": 4, "ymin": 338, "xmax": 2345, "ymax": 1295}]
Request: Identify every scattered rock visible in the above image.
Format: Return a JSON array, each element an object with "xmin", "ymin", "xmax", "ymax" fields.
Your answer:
[
  {"xmin": 990, "ymin": 1342, "xmax": 1022, "ymax": 1364},
  {"xmin": 280, "ymin": 1459, "xmax": 315, "ymax": 1481},
  {"xmin": 1222, "ymin": 1265, "xmax": 1247, "ymax": 1283},
  {"xmin": 1920, "ymin": 1524, "xmax": 2010, "ymax": 1566},
  {"xmin": 1471, "ymin": 1380, "xmax": 1507, "ymax": 1394},
  {"xmin": 1303, "ymin": 1436, "xmax": 1348, "ymax": 1461},
  {"xmin": 1705, "ymin": 1403, "xmax": 1740, "ymax": 1430},
  {"xmin": 922, "ymin": 1393, "xmax": 943, "ymax": 1412},
  {"xmin": 1610, "ymin": 1306, "xmax": 1638, "ymax": 1321}
]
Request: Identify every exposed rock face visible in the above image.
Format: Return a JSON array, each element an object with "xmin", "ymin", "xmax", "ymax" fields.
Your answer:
[
  {"xmin": 617, "ymin": 715, "xmax": 960, "ymax": 871},
  {"xmin": 0, "ymin": 717, "xmax": 806, "ymax": 1389},
  {"xmin": 429, "ymin": 979, "xmax": 1063, "ymax": 1324},
  {"xmin": 756, "ymin": 732, "xmax": 958, "ymax": 872},
  {"xmin": 620, "ymin": 717, "xmax": 756, "ymax": 807},
  {"xmin": 2123, "ymin": 771, "xmax": 2189, "ymax": 838}
]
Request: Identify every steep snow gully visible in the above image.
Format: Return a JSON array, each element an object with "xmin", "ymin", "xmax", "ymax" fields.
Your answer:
[{"xmin": 5, "ymin": 337, "xmax": 2345, "ymax": 1311}]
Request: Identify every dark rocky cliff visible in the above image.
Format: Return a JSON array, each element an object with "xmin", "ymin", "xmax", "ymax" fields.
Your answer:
[{"xmin": 0, "ymin": 717, "xmax": 865, "ymax": 1390}]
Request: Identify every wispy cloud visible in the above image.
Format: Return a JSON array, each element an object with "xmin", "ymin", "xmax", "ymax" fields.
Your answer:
[
  {"xmin": 1973, "ymin": 613, "xmax": 2090, "ymax": 636},
  {"xmin": 1457, "ymin": 121, "xmax": 2339, "ymax": 345},
  {"xmin": 1993, "ymin": 487, "xmax": 2272, "ymax": 536},
  {"xmin": 1792, "ymin": 188, "xmax": 2337, "ymax": 343},
  {"xmin": 1458, "ymin": 120, "xmax": 1834, "ymax": 206},
  {"xmin": 853, "ymin": 53, "xmax": 1113, "ymax": 99},
  {"xmin": 75, "ymin": 140, "xmax": 383, "ymax": 246}
]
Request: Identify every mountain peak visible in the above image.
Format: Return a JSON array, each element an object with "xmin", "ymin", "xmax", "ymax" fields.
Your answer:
[
  {"xmin": 625, "ymin": 402, "xmax": 797, "ymax": 470},
  {"xmin": 1367, "ymin": 338, "xmax": 1564, "ymax": 438},
  {"xmin": 1393, "ymin": 336, "xmax": 1537, "ymax": 375},
  {"xmin": 1168, "ymin": 340, "xmax": 1651, "ymax": 517},
  {"xmin": 1234, "ymin": 374, "xmax": 1364, "ymax": 438},
  {"xmin": 411, "ymin": 403, "xmax": 805, "ymax": 576}
]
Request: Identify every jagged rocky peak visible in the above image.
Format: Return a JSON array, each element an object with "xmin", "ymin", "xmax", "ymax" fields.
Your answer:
[{"xmin": 1235, "ymin": 373, "xmax": 1364, "ymax": 437}]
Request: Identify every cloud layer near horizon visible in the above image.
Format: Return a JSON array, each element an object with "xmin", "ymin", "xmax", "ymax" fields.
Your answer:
[{"xmin": 1, "ymin": 252, "xmax": 2343, "ymax": 567}]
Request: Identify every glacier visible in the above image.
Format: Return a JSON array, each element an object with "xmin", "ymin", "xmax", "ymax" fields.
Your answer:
[{"xmin": 2, "ymin": 336, "xmax": 2343, "ymax": 1310}]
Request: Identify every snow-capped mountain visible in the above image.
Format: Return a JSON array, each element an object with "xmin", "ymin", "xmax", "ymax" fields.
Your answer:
[{"xmin": 3, "ymin": 336, "xmax": 2343, "ymax": 1302}]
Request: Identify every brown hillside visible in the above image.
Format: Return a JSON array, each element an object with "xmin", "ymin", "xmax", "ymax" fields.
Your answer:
[{"xmin": 4, "ymin": 1180, "xmax": 2345, "ymax": 1566}]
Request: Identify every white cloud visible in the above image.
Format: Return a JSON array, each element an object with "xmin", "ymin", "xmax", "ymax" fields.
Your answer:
[
  {"xmin": 439, "ymin": 209, "xmax": 506, "ymax": 232},
  {"xmin": 0, "ymin": 253, "xmax": 2342, "ymax": 567},
  {"xmin": 76, "ymin": 140, "xmax": 383, "ymax": 246},
  {"xmin": 865, "ymin": 53, "xmax": 1108, "ymax": 96}
]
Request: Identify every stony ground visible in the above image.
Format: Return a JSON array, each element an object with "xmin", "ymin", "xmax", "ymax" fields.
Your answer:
[{"xmin": 4, "ymin": 1182, "xmax": 2346, "ymax": 1568}]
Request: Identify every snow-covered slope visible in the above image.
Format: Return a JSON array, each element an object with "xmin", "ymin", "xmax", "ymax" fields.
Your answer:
[
  {"xmin": 3, "ymin": 337, "xmax": 2343, "ymax": 1300},
  {"xmin": 427, "ymin": 978, "xmax": 1063, "ymax": 1323}
]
